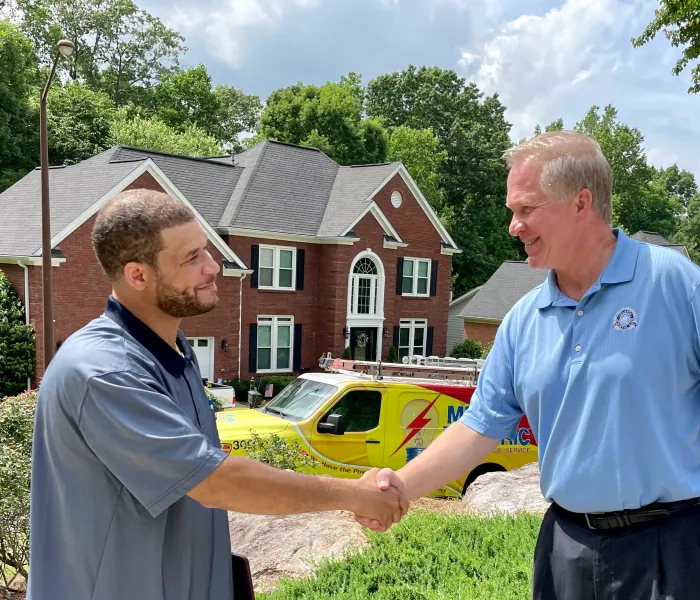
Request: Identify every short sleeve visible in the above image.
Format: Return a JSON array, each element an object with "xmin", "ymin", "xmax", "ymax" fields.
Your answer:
[
  {"xmin": 459, "ymin": 315, "xmax": 523, "ymax": 440},
  {"xmin": 78, "ymin": 370, "xmax": 227, "ymax": 517}
]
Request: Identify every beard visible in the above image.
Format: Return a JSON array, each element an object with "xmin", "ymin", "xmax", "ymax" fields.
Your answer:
[{"xmin": 155, "ymin": 274, "xmax": 218, "ymax": 318}]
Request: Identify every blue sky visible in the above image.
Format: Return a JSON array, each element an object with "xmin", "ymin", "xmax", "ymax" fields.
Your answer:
[{"xmin": 141, "ymin": 0, "xmax": 700, "ymax": 178}]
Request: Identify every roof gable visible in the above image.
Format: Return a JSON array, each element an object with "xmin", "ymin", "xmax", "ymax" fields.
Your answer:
[{"xmin": 461, "ymin": 261, "xmax": 548, "ymax": 321}]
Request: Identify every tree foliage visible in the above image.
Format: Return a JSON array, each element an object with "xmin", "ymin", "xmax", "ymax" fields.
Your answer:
[
  {"xmin": 633, "ymin": 1, "xmax": 700, "ymax": 93},
  {"xmin": 16, "ymin": 0, "xmax": 185, "ymax": 104},
  {"xmin": 0, "ymin": 272, "xmax": 35, "ymax": 399},
  {"xmin": 109, "ymin": 108, "xmax": 223, "ymax": 156},
  {"xmin": 0, "ymin": 20, "xmax": 39, "ymax": 192},
  {"xmin": 258, "ymin": 73, "xmax": 387, "ymax": 165}
]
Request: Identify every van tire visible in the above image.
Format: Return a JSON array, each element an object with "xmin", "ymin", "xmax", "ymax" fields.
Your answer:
[{"xmin": 461, "ymin": 463, "xmax": 506, "ymax": 495}]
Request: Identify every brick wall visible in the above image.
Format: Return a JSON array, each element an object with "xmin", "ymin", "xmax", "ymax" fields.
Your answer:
[
  {"xmin": 227, "ymin": 171, "xmax": 453, "ymax": 379},
  {"xmin": 463, "ymin": 321, "xmax": 499, "ymax": 346}
]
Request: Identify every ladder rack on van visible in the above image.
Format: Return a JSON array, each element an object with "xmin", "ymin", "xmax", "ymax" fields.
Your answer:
[{"xmin": 318, "ymin": 353, "xmax": 483, "ymax": 386}]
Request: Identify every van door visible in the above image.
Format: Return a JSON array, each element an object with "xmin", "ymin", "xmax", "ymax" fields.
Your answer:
[
  {"xmin": 383, "ymin": 388, "xmax": 442, "ymax": 473},
  {"xmin": 309, "ymin": 387, "xmax": 386, "ymax": 470}
]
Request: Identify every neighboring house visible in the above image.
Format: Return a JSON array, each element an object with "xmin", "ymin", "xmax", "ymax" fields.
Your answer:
[
  {"xmin": 630, "ymin": 231, "xmax": 691, "ymax": 259},
  {"xmin": 459, "ymin": 261, "xmax": 548, "ymax": 346},
  {"xmin": 0, "ymin": 140, "xmax": 459, "ymax": 384},
  {"xmin": 446, "ymin": 287, "xmax": 481, "ymax": 354}
]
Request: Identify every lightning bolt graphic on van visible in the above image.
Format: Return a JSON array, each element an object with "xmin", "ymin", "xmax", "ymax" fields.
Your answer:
[{"xmin": 391, "ymin": 396, "xmax": 440, "ymax": 457}]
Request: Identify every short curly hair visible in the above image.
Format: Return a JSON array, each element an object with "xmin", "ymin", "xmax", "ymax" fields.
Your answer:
[{"xmin": 91, "ymin": 188, "xmax": 196, "ymax": 281}]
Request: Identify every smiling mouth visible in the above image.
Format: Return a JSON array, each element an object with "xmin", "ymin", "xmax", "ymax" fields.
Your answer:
[{"xmin": 524, "ymin": 237, "xmax": 540, "ymax": 248}]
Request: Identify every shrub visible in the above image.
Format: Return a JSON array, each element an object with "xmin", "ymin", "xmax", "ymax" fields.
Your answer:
[
  {"xmin": 0, "ymin": 391, "xmax": 35, "ymax": 597},
  {"xmin": 386, "ymin": 345, "xmax": 398, "ymax": 363},
  {"xmin": 342, "ymin": 346, "xmax": 352, "ymax": 359},
  {"xmin": 0, "ymin": 272, "xmax": 35, "ymax": 398},
  {"xmin": 481, "ymin": 340, "xmax": 494, "ymax": 359},
  {"xmin": 223, "ymin": 376, "xmax": 294, "ymax": 403},
  {"xmin": 245, "ymin": 430, "xmax": 318, "ymax": 473},
  {"xmin": 450, "ymin": 338, "xmax": 483, "ymax": 359}
]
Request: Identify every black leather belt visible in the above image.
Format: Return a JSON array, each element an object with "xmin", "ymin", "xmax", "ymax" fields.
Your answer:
[{"xmin": 554, "ymin": 497, "xmax": 700, "ymax": 531}]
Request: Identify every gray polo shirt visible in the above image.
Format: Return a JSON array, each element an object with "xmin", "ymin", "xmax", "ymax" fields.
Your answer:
[{"xmin": 27, "ymin": 296, "xmax": 233, "ymax": 600}]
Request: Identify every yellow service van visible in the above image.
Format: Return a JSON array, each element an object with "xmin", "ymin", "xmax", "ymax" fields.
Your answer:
[{"xmin": 216, "ymin": 357, "xmax": 537, "ymax": 497}]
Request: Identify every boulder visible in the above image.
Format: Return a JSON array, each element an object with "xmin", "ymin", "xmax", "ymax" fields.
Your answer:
[
  {"xmin": 461, "ymin": 462, "xmax": 550, "ymax": 517},
  {"xmin": 228, "ymin": 510, "xmax": 369, "ymax": 593}
]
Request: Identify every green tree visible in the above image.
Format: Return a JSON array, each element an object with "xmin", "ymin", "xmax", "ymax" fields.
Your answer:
[
  {"xmin": 366, "ymin": 66, "xmax": 522, "ymax": 295},
  {"xmin": 150, "ymin": 64, "xmax": 262, "ymax": 151},
  {"xmin": 633, "ymin": 1, "xmax": 700, "ymax": 93},
  {"xmin": 0, "ymin": 20, "xmax": 39, "ymax": 192},
  {"xmin": 37, "ymin": 81, "xmax": 116, "ymax": 165},
  {"xmin": 387, "ymin": 126, "xmax": 447, "ymax": 210},
  {"xmin": 258, "ymin": 74, "xmax": 388, "ymax": 165},
  {"xmin": 16, "ymin": 0, "xmax": 186, "ymax": 104},
  {"xmin": 673, "ymin": 193, "xmax": 700, "ymax": 263},
  {"xmin": 450, "ymin": 338, "xmax": 483, "ymax": 359},
  {"xmin": 109, "ymin": 108, "xmax": 223, "ymax": 156},
  {"xmin": 574, "ymin": 105, "xmax": 682, "ymax": 237},
  {"xmin": 0, "ymin": 272, "xmax": 35, "ymax": 398}
]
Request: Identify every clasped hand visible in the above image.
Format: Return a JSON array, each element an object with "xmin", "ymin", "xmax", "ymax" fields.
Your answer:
[{"xmin": 352, "ymin": 468, "xmax": 406, "ymax": 532}]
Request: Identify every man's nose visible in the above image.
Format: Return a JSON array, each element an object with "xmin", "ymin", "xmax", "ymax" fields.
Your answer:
[
  {"xmin": 202, "ymin": 252, "xmax": 220, "ymax": 276},
  {"xmin": 509, "ymin": 215, "xmax": 525, "ymax": 237}
]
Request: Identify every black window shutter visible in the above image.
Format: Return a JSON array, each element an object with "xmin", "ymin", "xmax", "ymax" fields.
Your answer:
[
  {"xmin": 250, "ymin": 245, "xmax": 259, "ymax": 288},
  {"xmin": 249, "ymin": 323, "xmax": 257, "ymax": 373},
  {"xmin": 296, "ymin": 249, "xmax": 305, "ymax": 291},
  {"xmin": 396, "ymin": 257, "xmax": 404, "ymax": 295},
  {"xmin": 430, "ymin": 260, "xmax": 439, "ymax": 296},
  {"xmin": 426, "ymin": 326, "xmax": 434, "ymax": 356},
  {"xmin": 393, "ymin": 326, "xmax": 400, "ymax": 349},
  {"xmin": 293, "ymin": 324, "xmax": 302, "ymax": 371}
]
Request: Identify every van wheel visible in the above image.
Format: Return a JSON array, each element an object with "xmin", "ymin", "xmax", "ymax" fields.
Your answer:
[{"xmin": 461, "ymin": 463, "xmax": 506, "ymax": 496}]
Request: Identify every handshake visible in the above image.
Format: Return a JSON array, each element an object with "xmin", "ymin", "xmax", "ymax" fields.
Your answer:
[{"xmin": 349, "ymin": 468, "xmax": 408, "ymax": 532}]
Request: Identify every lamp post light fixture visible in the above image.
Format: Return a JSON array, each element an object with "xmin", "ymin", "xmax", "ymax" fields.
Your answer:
[{"xmin": 40, "ymin": 38, "xmax": 74, "ymax": 369}]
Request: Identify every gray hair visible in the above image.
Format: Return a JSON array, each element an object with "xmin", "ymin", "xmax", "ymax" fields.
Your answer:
[{"xmin": 503, "ymin": 130, "xmax": 613, "ymax": 224}]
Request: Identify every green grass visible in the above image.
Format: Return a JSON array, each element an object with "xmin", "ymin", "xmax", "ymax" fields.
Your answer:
[{"xmin": 258, "ymin": 511, "xmax": 542, "ymax": 600}]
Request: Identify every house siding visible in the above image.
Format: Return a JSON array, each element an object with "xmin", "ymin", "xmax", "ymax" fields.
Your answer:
[{"xmin": 447, "ymin": 297, "xmax": 470, "ymax": 354}]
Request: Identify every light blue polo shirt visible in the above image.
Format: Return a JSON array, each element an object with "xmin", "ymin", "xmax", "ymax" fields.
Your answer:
[
  {"xmin": 461, "ymin": 229, "xmax": 700, "ymax": 513},
  {"xmin": 28, "ymin": 297, "xmax": 232, "ymax": 600}
]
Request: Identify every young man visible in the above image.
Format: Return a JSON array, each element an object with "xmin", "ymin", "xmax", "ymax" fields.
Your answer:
[
  {"xmin": 361, "ymin": 130, "xmax": 700, "ymax": 599},
  {"xmin": 27, "ymin": 188, "xmax": 406, "ymax": 600}
]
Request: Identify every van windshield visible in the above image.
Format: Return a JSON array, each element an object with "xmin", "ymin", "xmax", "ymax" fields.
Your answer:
[{"xmin": 261, "ymin": 378, "xmax": 337, "ymax": 421}]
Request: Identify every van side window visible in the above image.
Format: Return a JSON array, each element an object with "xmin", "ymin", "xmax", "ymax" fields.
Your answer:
[{"xmin": 324, "ymin": 390, "xmax": 382, "ymax": 432}]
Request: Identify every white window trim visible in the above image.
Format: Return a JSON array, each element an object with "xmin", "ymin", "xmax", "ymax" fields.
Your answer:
[
  {"xmin": 185, "ymin": 337, "xmax": 215, "ymax": 381},
  {"xmin": 257, "ymin": 315, "xmax": 294, "ymax": 373},
  {"xmin": 402, "ymin": 258, "xmax": 431, "ymax": 297},
  {"xmin": 346, "ymin": 250, "xmax": 386, "ymax": 320},
  {"xmin": 258, "ymin": 245, "xmax": 297, "ymax": 291},
  {"xmin": 399, "ymin": 319, "xmax": 428, "ymax": 358}
]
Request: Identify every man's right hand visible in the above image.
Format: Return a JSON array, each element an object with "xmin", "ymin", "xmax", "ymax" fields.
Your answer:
[
  {"xmin": 350, "ymin": 468, "xmax": 407, "ymax": 532},
  {"xmin": 354, "ymin": 468, "xmax": 405, "ymax": 532}
]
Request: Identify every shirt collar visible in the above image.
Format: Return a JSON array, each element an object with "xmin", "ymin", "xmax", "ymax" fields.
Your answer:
[
  {"xmin": 535, "ymin": 228, "xmax": 639, "ymax": 309},
  {"xmin": 104, "ymin": 295, "xmax": 191, "ymax": 377}
]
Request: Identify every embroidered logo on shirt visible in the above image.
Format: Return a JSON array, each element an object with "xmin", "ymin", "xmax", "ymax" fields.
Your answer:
[{"xmin": 612, "ymin": 307, "xmax": 638, "ymax": 331}]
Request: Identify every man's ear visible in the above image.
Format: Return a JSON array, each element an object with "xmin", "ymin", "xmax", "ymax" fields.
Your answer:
[
  {"xmin": 576, "ymin": 188, "xmax": 593, "ymax": 215},
  {"xmin": 122, "ymin": 262, "xmax": 153, "ymax": 292}
]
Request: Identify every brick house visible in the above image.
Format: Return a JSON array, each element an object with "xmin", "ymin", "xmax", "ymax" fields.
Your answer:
[{"xmin": 0, "ymin": 140, "xmax": 459, "ymax": 384}]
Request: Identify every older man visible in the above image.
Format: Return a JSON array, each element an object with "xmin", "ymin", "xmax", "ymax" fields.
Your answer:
[
  {"xmin": 361, "ymin": 130, "xmax": 700, "ymax": 599},
  {"xmin": 28, "ymin": 188, "xmax": 406, "ymax": 600}
]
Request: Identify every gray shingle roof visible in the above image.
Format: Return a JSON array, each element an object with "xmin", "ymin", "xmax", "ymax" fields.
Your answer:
[
  {"xmin": 0, "ymin": 149, "xmax": 141, "ymax": 256},
  {"xmin": 318, "ymin": 163, "xmax": 400, "ymax": 237},
  {"xmin": 226, "ymin": 141, "xmax": 339, "ymax": 236},
  {"xmin": 111, "ymin": 147, "xmax": 243, "ymax": 225},
  {"xmin": 460, "ymin": 261, "xmax": 548, "ymax": 321},
  {"xmin": 631, "ymin": 231, "xmax": 671, "ymax": 245}
]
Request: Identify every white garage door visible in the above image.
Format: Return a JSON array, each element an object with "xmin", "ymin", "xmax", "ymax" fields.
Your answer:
[{"xmin": 186, "ymin": 337, "xmax": 215, "ymax": 382}]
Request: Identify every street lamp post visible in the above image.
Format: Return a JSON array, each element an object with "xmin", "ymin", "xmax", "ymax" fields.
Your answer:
[{"xmin": 40, "ymin": 38, "xmax": 74, "ymax": 371}]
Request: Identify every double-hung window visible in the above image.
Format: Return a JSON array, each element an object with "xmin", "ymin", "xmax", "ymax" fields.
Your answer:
[
  {"xmin": 402, "ymin": 258, "xmax": 430, "ymax": 296},
  {"xmin": 398, "ymin": 319, "xmax": 427, "ymax": 360},
  {"xmin": 259, "ymin": 245, "xmax": 296, "ymax": 290},
  {"xmin": 257, "ymin": 316, "xmax": 293, "ymax": 372}
]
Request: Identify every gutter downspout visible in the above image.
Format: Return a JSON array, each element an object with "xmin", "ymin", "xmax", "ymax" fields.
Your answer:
[
  {"xmin": 17, "ymin": 261, "xmax": 31, "ymax": 391},
  {"xmin": 238, "ymin": 273, "xmax": 246, "ymax": 380}
]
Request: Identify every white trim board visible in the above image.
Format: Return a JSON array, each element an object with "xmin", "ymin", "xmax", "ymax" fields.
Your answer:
[
  {"xmin": 341, "ymin": 202, "xmax": 404, "ymax": 243},
  {"xmin": 44, "ymin": 159, "xmax": 249, "ymax": 273},
  {"xmin": 0, "ymin": 256, "xmax": 66, "ymax": 267},
  {"xmin": 217, "ymin": 227, "xmax": 359, "ymax": 246}
]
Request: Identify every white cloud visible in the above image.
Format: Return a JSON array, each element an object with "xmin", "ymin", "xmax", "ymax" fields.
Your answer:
[
  {"xmin": 456, "ymin": 0, "xmax": 700, "ymax": 176},
  {"xmin": 167, "ymin": 0, "xmax": 320, "ymax": 69}
]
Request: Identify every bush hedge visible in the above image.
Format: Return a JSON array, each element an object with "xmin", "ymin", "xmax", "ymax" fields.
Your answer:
[{"xmin": 223, "ymin": 376, "xmax": 295, "ymax": 403}]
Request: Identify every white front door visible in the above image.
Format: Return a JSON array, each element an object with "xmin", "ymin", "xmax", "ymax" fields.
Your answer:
[{"xmin": 186, "ymin": 337, "xmax": 215, "ymax": 381}]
